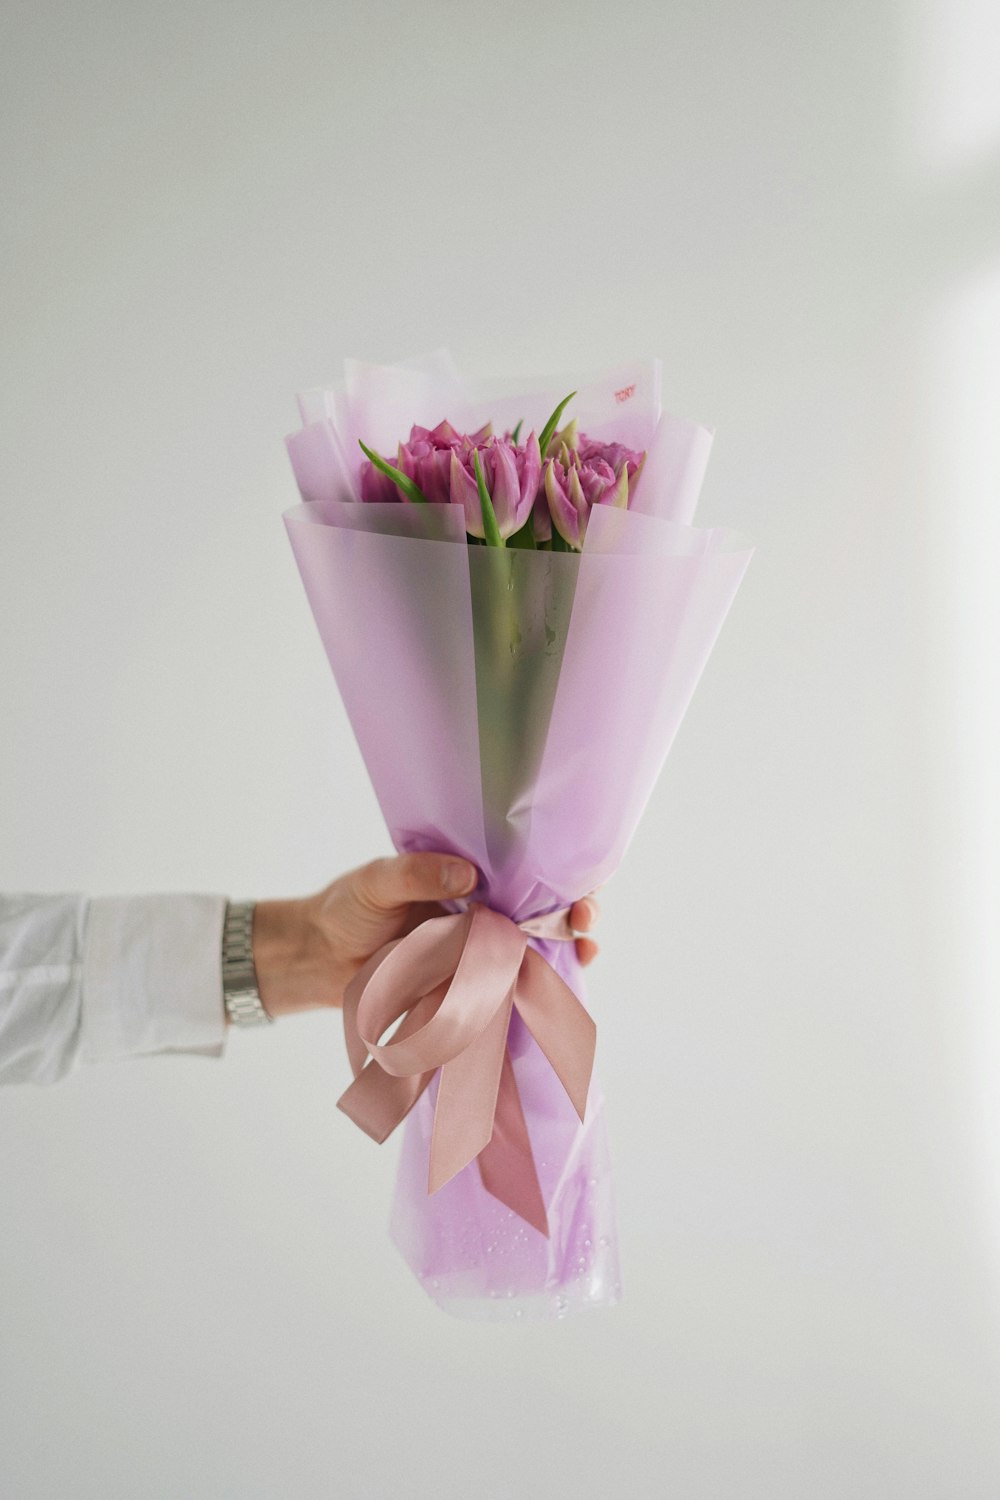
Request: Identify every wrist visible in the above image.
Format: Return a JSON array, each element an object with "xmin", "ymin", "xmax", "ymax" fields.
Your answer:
[{"xmin": 251, "ymin": 896, "xmax": 332, "ymax": 1018}]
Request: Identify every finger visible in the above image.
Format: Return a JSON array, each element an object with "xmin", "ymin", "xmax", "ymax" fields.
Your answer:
[
  {"xmin": 575, "ymin": 936, "xmax": 599, "ymax": 967},
  {"xmin": 570, "ymin": 897, "xmax": 600, "ymax": 932},
  {"xmin": 355, "ymin": 853, "xmax": 478, "ymax": 912}
]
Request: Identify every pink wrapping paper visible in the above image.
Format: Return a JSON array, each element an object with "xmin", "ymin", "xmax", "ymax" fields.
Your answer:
[{"xmin": 284, "ymin": 355, "xmax": 751, "ymax": 1320}]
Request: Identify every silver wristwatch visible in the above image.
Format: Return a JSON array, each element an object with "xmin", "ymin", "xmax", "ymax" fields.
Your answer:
[{"xmin": 222, "ymin": 902, "xmax": 273, "ymax": 1026}]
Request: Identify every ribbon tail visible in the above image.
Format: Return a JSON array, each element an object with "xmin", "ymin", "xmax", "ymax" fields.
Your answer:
[
  {"xmin": 515, "ymin": 947, "xmax": 596, "ymax": 1122},
  {"xmin": 476, "ymin": 1046, "xmax": 549, "ymax": 1239},
  {"xmin": 428, "ymin": 991, "xmax": 513, "ymax": 1194},
  {"xmin": 337, "ymin": 1064, "xmax": 433, "ymax": 1144}
]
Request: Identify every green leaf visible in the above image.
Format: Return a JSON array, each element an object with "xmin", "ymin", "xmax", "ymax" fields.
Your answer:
[
  {"xmin": 538, "ymin": 391, "xmax": 576, "ymax": 459},
  {"xmin": 358, "ymin": 440, "xmax": 427, "ymax": 504},
  {"xmin": 550, "ymin": 529, "xmax": 574, "ymax": 553},
  {"xmin": 473, "ymin": 449, "xmax": 504, "ymax": 548},
  {"xmin": 511, "ymin": 419, "xmax": 523, "ymax": 446}
]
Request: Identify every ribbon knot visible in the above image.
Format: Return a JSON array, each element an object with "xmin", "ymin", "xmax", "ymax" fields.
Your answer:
[{"xmin": 337, "ymin": 903, "xmax": 596, "ymax": 1238}]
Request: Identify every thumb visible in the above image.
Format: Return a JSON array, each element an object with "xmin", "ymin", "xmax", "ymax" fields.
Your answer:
[{"xmin": 355, "ymin": 852, "xmax": 478, "ymax": 911}]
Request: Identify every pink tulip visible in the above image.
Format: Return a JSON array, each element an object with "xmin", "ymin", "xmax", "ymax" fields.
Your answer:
[
  {"xmin": 360, "ymin": 420, "xmax": 495, "ymax": 506},
  {"xmin": 542, "ymin": 435, "xmax": 645, "ymax": 548},
  {"xmin": 448, "ymin": 431, "xmax": 541, "ymax": 540},
  {"xmin": 359, "ymin": 408, "xmax": 643, "ymax": 552},
  {"xmin": 360, "ymin": 419, "xmax": 541, "ymax": 541}
]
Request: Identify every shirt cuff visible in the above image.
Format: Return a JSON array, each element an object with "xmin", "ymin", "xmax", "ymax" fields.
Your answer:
[{"xmin": 80, "ymin": 894, "xmax": 228, "ymax": 1064}]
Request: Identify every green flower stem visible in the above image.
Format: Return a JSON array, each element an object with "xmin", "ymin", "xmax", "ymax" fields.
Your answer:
[
  {"xmin": 508, "ymin": 511, "xmax": 537, "ymax": 550},
  {"xmin": 470, "ymin": 546, "xmax": 580, "ymax": 875}
]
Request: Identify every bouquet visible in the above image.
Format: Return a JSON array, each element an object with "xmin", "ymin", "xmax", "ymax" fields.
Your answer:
[{"xmin": 284, "ymin": 353, "xmax": 751, "ymax": 1320}]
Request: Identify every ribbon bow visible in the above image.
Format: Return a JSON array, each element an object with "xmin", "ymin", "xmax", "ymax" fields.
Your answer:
[{"xmin": 337, "ymin": 903, "xmax": 596, "ymax": 1238}]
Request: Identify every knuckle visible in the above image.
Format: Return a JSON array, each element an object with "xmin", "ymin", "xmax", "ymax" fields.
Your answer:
[{"xmin": 355, "ymin": 858, "xmax": 390, "ymax": 910}]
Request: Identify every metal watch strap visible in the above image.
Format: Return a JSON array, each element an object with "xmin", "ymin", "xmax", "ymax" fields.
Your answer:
[{"xmin": 222, "ymin": 901, "xmax": 273, "ymax": 1026}]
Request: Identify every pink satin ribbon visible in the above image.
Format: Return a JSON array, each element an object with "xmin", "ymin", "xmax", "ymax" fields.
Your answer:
[{"xmin": 337, "ymin": 903, "xmax": 596, "ymax": 1238}]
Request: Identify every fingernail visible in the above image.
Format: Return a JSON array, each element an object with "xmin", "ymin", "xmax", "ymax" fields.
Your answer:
[{"xmin": 442, "ymin": 861, "xmax": 477, "ymax": 895}]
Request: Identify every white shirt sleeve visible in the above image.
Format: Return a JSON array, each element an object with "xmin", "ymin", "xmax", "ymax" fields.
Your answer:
[{"xmin": 0, "ymin": 893, "xmax": 228, "ymax": 1085}]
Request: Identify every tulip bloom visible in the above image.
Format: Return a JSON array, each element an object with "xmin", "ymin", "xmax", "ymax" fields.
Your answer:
[
  {"xmin": 360, "ymin": 420, "xmax": 494, "ymax": 506},
  {"xmin": 542, "ymin": 432, "xmax": 645, "ymax": 548},
  {"xmin": 448, "ymin": 431, "xmax": 541, "ymax": 540},
  {"xmin": 360, "ymin": 420, "xmax": 541, "ymax": 542}
]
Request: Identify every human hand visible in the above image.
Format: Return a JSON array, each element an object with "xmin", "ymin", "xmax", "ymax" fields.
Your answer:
[{"xmin": 249, "ymin": 853, "xmax": 600, "ymax": 1020}]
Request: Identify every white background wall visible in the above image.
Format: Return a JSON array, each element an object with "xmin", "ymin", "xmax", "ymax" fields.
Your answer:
[{"xmin": 2, "ymin": 2, "xmax": 999, "ymax": 1496}]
